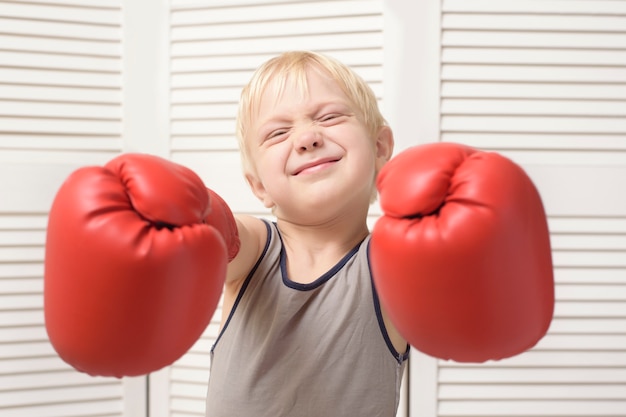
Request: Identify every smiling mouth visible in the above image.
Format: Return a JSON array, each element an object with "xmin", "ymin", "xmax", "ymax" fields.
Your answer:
[{"xmin": 293, "ymin": 158, "xmax": 341, "ymax": 175}]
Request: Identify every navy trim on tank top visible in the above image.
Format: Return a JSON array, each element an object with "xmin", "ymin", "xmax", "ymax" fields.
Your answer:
[
  {"xmin": 367, "ymin": 240, "xmax": 411, "ymax": 364},
  {"xmin": 275, "ymin": 222, "xmax": 365, "ymax": 291},
  {"xmin": 211, "ymin": 220, "xmax": 272, "ymax": 353}
]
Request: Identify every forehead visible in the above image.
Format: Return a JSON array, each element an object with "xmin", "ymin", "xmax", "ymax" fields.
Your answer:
[{"xmin": 256, "ymin": 66, "xmax": 349, "ymax": 114}]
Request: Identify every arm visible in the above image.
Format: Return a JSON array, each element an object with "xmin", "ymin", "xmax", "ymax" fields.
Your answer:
[{"xmin": 370, "ymin": 142, "xmax": 555, "ymax": 362}]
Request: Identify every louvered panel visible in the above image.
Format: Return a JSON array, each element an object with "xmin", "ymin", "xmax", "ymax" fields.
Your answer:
[
  {"xmin": 438, "ymin": 216, "xmax": 626, "ymax": 416},
  {"xmin": 165, "ymin": 1, "xmax": 387, "ymax": 416},
  {"xmin": 168, "ymin": 318, "xmax": 219, "ymax": 417},
  {"xmin": 0, "ymin": 0, "xmax": 123, "ymax": 160},
  {"xmin": 0, "ymin": 214, "xmax": 125, "ymax": 416},
  {"xmin": 440, "ymin": 2, "xmax": 626, "ymax": 158},
  {"xmin": 0, "ymin": 1, "xmax": 128, "ymax": 415},
  {"xmin": 170, "ymin": 0, "xmax": 384, "ymax": 155}
]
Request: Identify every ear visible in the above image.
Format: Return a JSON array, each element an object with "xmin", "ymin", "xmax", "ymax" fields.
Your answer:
[
  {"xmin": 245, "ymin": 172, "xmax": 275, "ymax": 209},
  {"xmin": 375, "ymin": 126, "xmax": 394, "ymax": 171}
]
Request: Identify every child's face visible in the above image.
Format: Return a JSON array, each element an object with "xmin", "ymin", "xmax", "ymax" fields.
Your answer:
[{"xmin": 244, "ymin": 66, "xmax": 392, "ymax": 224}]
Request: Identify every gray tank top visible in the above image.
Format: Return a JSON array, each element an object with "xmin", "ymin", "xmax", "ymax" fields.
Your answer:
[{"xmin": 205, "ymin": 220, "xmax": 409, "ymax": 417}]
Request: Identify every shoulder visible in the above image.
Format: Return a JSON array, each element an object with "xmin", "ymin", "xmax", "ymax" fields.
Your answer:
[{"xmin": 225, "ymin": 215, "xmax": 270, "ymax": 286}]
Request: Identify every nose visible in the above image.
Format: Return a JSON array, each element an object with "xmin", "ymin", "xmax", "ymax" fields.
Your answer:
[{"xmin": 294, "ymin": 128, "xmax": 323, "ymax": 152}]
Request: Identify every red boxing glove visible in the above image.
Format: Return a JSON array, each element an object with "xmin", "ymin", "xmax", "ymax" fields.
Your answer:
[
  {"xmin": 370, "ymin": 142, "xmax": 554, "ymax": 362},
  {"xmin": 44, "ymin": 153, "xmax": 239, "ymax": 377}
]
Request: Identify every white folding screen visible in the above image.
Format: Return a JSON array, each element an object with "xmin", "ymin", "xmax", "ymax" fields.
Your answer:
[
  {"xmin": 149, "ymin": 2, "xmax": 408, "ymax": 417},
  {"xmin": 0, "ymin": 1, "xmax": 129, "ymax": 416},
  {"xmin": 401, "ymin": 1, "xmax": 626, "ymax": 416},
  {"xmin": 2, "ymin": 1, "xmax": 625, "ymax": 416}
]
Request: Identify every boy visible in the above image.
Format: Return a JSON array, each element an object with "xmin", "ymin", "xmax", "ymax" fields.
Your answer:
[
  {"xmin": 205, "ymin": 51, "xmax": 409, "ymax": 416},
  {"xmin": 44, "ymin": 50, "xmax": 553, "ymax": 417}
]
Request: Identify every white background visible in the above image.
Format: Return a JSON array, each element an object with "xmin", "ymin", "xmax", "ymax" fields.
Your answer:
[{"xmin": 1, "ymin": 1, "xmax": 625, "ymax": 416}]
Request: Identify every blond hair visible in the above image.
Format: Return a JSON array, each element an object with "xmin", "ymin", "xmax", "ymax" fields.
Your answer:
[{"xmin": 235, "ymin": 51, "xmax": 387, "ymax": 176}]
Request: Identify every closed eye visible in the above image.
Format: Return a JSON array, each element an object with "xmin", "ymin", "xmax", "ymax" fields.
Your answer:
[
  {"xmin": 318, "ymin": 113, "xmax": 344, "ymax": 124},
  {"xmin": 267, "ymin": 128, "xmax": 289, "ymax": 140}
]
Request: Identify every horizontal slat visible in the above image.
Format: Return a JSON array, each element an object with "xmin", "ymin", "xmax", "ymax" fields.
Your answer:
[
  {"xmin": 441, "ymin": 81, "xmax": 626, "ymax": 99},
  {"xmin": 549, "ymin": 317, "xmax": 626, "ymax": 334},
  {"xmin": 441, "ymin": 99, "xmax": 626, "ymax": 117},
  {"xmin": 1, "ymin": 117, "xmax": 121, "ymax": 135},
  {"xmin": 557, "ymin": 284, "xmax": 626, "ymax": 302},
  {"xmin": 171, "ymin": 33, "xmax": 384, "ymax": 57},
  {"xmin": 0, "ymin": 247, "xmax": 44, "ymax": 262},
  {"xmin": 439, "ymin": 399, "xmax": 626, "ymax": 416},
  {"xmin": 442, "ymin": 0, "xmax": 626, "ymax": 15},
  {"xmin": 0, "ymin": 322, "xmax": 45, "ymax": 341},
  {"xmin": 442, "ymin": 13, "xmax": 626, "ymax": 32},
  {"xmin": 0, "ymin": 310, "xmax": 42, "ymax": 326},
  {"xmin": 0, "ymin": 341, "xmax": 57, "ymax": 360},
  {"xmin": 171, "ymin": 87, "xmax": 242, "ymax": 103},
  {"xmin": 441, "ymin": 65, "xmax": 626, "ymax": 83},
  {"xmin": 171, "ymin": 136, "xmax": 239, "ymax": 151},
  {"xmin": 172, "ymin": 65, "xmax": 381, "ymax": 88},
  {"xmin": 171, "ymin": 0, "xmax": 319, "ymax": 7},
  {"xmin": 173, "ymin": 352, "xmax": 211, "ymax": 369},
  {"xmin": 441, "ymin": 115, "xmax": 626, "ymax": 134},
  {"xmin": 442, "ymin": 48, "xmax": 626, "ymax": 66},
  {"xmin": 0, "ymin": 399, "xmax": 123, "ymax": 417},
  {"xmin": 0, "ymin": 2, "xmax": 120, "ymax": 25},
  {"xmin": 0, "ymin": 383, "xmax": 123, "ymax": 409},
  {"xmin": 555, "ymin": 268, "xmax": 626, "ymax": 285},
  {"xmin": 438, "ymin": 367, "xmax": 626, "ymax": 383},
  {"xmin": 551, "ymin": 235, "xmax": 626, "ymax": 251},
  {"xmin": 549, "ymin": 217, "xmax": 626, "ymax": 234},
  {"xmin": 0, "ymin": 84, "xmax": 122, "ymax": 104},
  {"xmin": 448, "ymin": 350, "xmax": 626, "ymax": 368},
  {"xmin": 7, "ymin": 0, "xmax": 119, "ymax": 6},
  {"xmin": 171, "ymin": 397, "xmax": 204, "ymax": 414},
  {"xmin": 552, "ymin": 251, "xmax": 626, "ymax": 268},
  {"xmin": 0, "ymin": 278, "xmax": 42, "ymax": 294},
  {"xmin": 171, "ymin": 48, "xmax": 383, "ymax": 72},
  {"xmin": 442, "ymin": 30, "xmax": 626, "ymax": 49},
  {"xmin": 0, "ymin": 35, "xmax": 121, "ymax": 57},
  {"xmin": 171, "ymin": 0, "xmax": 382, "ymax": 25},
  {"xmin": 0, "ymin": 100, "xmax": 121, "ymax": 119},
  {"xmin": 0, "ymin": 150, "xmax": 120, "ymax": 167},
  {"xmin": 535, "ymin": 334, "xmax": 626, "ymax": 350},
  {"xmin": 170, "ymin": 381, "xmax": 207, "ymax": 398},
  {"xmin": 439, "ymin": 383, "xmax": 626, "ymax": 400},
  {"xmin": 170, "ymin": 367, "xmax": 210, "ymax": 384},
  {"xmin": 0, "ymin": 135, "xmax": 121, "ymax": 151},
  {"xmin": 0, "ymin": 17, "xmax": 120, "ymax": 41},
  {"xmin": 555, "ymin": 301, "xmax": 626, "ymax": 318},
  {"xmin": 0, "ymin": 355, "xmax": 70, "ymax": 374},
  {"xmin": 0, "ymin": 230, "xmax": 45, "ymax": 245},
  {"xmin": 171, "ymin": 119, "xmax": 234, "ymax": 136},
  {"xmin": 443, "ymin": 133, "xmax": 626, "ymax": 152},
  {"xmin": 0, "ymin": 264, "xmax": 42, "ymax": 279},
  {"xmin": 171, "ymin": 103, "xmax": 238, "ymax": 119},
  {"xmin": 0, "ymin": 214, "xmax": 47, "ymax": 229},
  {"xmin": 0, "ymin": 51, "xmax": 121, "ymax": 72},
  {"xmin": 0, "ymin": 68, "xmax": 121, "ymax": 88},
  {"xmin": 0, "ymin": 369, "xmax": 113, "ymax": 390},
  {"xmin": 170, "ymin": 70, "xmax": 258, "ymax": 89},
  {"xmin": 172, "ymin": 15, "xmax": 382, "ymax": 41}
]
